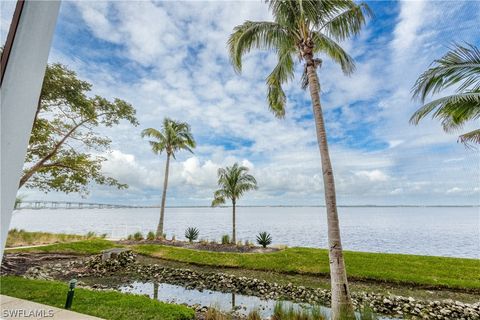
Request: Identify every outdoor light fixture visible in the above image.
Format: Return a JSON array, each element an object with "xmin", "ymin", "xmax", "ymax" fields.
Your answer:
[{"xmin": 64, "ymin": 278, "xmax": 77, "ymax": 309}]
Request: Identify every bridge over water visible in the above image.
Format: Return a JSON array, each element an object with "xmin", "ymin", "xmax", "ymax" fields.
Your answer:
[{"xmin": 16, "ymin": 201, "xmax": 150, "ymax": 210}]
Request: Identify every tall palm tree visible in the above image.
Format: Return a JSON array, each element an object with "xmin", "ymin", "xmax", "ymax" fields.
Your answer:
[
  {"xmin": 228, "ymin": 1, "xmax": 371, "ymax": 317},
  {"xmin": 411, "ymin": 43, "xmax": 480, "ymax": 147},
  {"xmin": 141, "ymin": 118, "xmax": 196, "ymax": 238},
  {"xmin": 211, "ymin": 163, "xmax": 257, "ymax": 243}
]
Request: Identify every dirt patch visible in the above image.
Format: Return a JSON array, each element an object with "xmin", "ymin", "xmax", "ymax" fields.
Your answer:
[
  {"xmin": 117, "ymin": 239, "xmax": 280, "ymax": 253},
  {"xmin": 1, "ymin": 252, "xmax": 79, "ymax": 276}
]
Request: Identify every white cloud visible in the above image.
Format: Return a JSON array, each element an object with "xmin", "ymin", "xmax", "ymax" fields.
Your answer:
[
  {"xmin": 16, "ymin": 1, "xmax": 479, "ymax": 206},
  {"xmin": 446, "ymin": 187, "xmax": 462, "ymax": 194},
  {"xmin": 354, "ymin": 170, "xmax": 389, "ymax": 182},
  {"xmin": 390, "ymin": 188, "xmax": 403, "ymax": 195}
]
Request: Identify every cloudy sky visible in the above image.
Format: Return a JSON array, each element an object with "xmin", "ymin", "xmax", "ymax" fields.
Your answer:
[{"xmin": 2, "ymin": 0, "xmax": 479, "ymax": 206}]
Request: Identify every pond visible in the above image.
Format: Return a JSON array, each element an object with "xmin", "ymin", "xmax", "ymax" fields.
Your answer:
[{"xmin": 119, "ymin": 281, "xmax": 394, "ymax": 319}]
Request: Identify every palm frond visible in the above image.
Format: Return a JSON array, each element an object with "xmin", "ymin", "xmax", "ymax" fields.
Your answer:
[
  {"xmin": 212, "ymin": 163, "xmax": 258, "ymax": 204},
  {"xmin": 321, "ymin": 2, "xmax": 373, "ymax": 41},
  {"xmin": 410, "ymin": 92, "xmax": 480, "ymax": 131},
  {"xmin": 211, "ymin": 194, "xmax": 226, "ymax": 207},
  {"xmin": 141, "ymin": 118, "xmax": 196, "ymax": 157},
  {"xmin": 141, "ymin": 128, "xmax": 164, "ymax": 140},
  {"xmin": 312, "ymin": 32, "xmax": 355, "ymax": 75},
  {"xmin": 266, "ymin": 48, "xmax": 295, "ymax": 117},
  {"xmin": 458, "ymin": 129, "xmax": 480, "ymax": 148},
  {"xmin": 412, "ymin": 43, "xmax": 480, "ymax": 102},
  {"xmin": 228, "ymin": 21, "xmax": 289, "ymax": 73}
]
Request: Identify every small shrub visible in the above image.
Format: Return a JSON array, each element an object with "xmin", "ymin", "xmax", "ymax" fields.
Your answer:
[
  {"xmin": 256, "ymin": 231, "xmax": 272, "ymax": 248},
  {"xmin": 171, "ymin": 234, "xmax": 176, "ymax": 241},
  {"xmin": 200, "ymin": 238, "xmax": 209, "ymax": 245},
  {"xmin": 162, "ymin": 233, "xmax": 167, "ymax": 239},
  {"xmin": 185, "ymin": 227, "xmax": 199, "ymax": 243},
  {"xmin": 236, "ymin": 240, "xmax": 243, "ymax": 246},
  {"xmin": 127, "ymin": 234, "xmax": 133, "ymax": 240},
  {"xmin": 100, "ymin": 233, "xmax": 108, "ymax": 239},
  {"xmin": 247, "ymin": 309, "xmax": 261, "ymax": 320},
  {"xmin": 133, "ymin": 231, "xmax": 144, "ymax": 241},
  {"xmin": 146, "ymin": 231, "xmax": 155, "ymax": 240},
  {"xmin": 221, "ymin": 234, "xmax": 230, "ymax": 245},
  {"xmin": 205, "ymin": 307, "xmax": 231, "ymax": 320},
  {"xmin": 86, "ymin": 231, "xmax": 96, "ymax": 239},
  {"xmin": 210, "ymin": 239, "xmax": 217, "ymax": 244}
]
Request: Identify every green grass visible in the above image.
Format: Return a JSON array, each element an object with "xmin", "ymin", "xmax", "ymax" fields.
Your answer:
[
  {"xmin": 0, "ymin": 276, "xmax": 194, "ymax": 320},
  {"xmin": 132, "ymin": 245, "xmax": 480, "ymax": 290},
  {"xmin": 6, "ymin": 229, "xmax": 88, "ymax": 248},
  {"xmin": 10, "ymin": 238, "xmax": 479, "ymax": 290},
  {"xmin": 7, "ymin": 239, "xmax": 117, "ymax": 255}
]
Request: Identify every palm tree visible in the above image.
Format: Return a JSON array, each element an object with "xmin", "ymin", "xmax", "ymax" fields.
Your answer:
[
  {"xmin": 411, "ymin": 43, "xmax": 480, "ymax": 147},
  {"xmin": 227, "ymin": 1, "xmax": 371, "ymax": 317},
  {"xmin": 141, "ymin": 118, "xmax": 196, "ymax": 238},
  {"xmin": 211, "ymin": 163, "xmax": 257, "ymax": 243}
]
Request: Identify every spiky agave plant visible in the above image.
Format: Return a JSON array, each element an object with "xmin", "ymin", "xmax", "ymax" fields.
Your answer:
[
  {"xmin": 256, "ymin": 232, "xmax": 272, "ymax": 248},
  {"xmin": 185, "ymin": 227, "xmax": 199, "ymax": 243}
]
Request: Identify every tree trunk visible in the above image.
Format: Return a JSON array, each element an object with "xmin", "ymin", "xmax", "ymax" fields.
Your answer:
[
  {"xmin": 157, "ymin": 153, "xmax": 170, "ymax": 238},
  {"xmin": 19, "ymin": 113, "xmax": 110, "ymax": 189},
  {"xmin": 232, "ymin": 198, "xmax": 236, "ymax": 244},
  {"xmin": 306, "ymin": 60, "xmax": 354, "ymax": 318}
]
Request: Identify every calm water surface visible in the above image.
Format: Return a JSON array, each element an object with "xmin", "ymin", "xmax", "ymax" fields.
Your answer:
[
  {"xmin": 9, "ymin": 206, "xmax": 479, "ymax": 258},
  {"xmin": 119, "ymin": 281, "xmax": 392, "ymax": 319}
]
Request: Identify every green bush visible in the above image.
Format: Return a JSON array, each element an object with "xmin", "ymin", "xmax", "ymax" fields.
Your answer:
[
  {"xmin": 146, "ymin": 231, "xmax": 156, "ymax": 240},
  {"xmin": 133, "ymin": 232, "xmax": 144, "ymax": 241},
  {"xmin": 221, "ymin": 234, "xmax": 230, "ymax": 245},
  {"xmin": 256, "ymin": 232, "xmax": 272, "ymax": 248},
  {"xmin": 86, "ymin": 231, "xmax": 96, "ymax": 239},
  {"xmin": 185, "ymin": 227, "xmax": 199, "ymax": 243}
]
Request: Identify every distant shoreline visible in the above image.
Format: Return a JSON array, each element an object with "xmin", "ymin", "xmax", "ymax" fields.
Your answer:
[{"xmin": 17, "ymin": 205, "xmax": 479, "ymax": 209}]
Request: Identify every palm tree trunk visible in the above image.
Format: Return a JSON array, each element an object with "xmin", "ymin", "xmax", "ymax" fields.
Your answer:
[
  {"xmin": 232, "ymin": 198, "xmax": 236, "ymax": 243},
  {"xmin": 157, "ymin": 153, "xmax": 170, "ymax": 238},
  {"xmin": 306, "ymin": 60, "xmax": 354, "ymax": 318}
]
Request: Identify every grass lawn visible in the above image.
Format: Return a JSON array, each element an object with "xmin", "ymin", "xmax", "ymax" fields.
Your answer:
[
  {"xmin": 6, "ymin": 239, "xmax": 118, "ymax": 255},
  {"xmin": 11, "ymin": 238, "xmax": 479, "ymax": 290},
  {"xmin": 132, "ymin": 245, "xmax": 480, "ymax": 290},
  {"xmin": 0, "ymin": 276, "xmax": 194, "ymax": 320}
]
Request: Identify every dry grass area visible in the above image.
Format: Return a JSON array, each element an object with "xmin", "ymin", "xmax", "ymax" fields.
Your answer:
[{"xmin": 5, "ymin": 229, "xmax": 96, "ymax": 248}]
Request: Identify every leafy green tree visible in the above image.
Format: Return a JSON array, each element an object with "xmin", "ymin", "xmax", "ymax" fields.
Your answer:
[
  {"xmin": 411, "ymin": 43, "xmax": 480, "ymax": 147},
  {"xmin": 227, "ymin": 0, "xmax": 371, "ymax": 317},
  {"xmin": 141, "ymin": 118, "xmax": 196, "ymax": 238},
  {"xmin": 211, "ymin": 163, "xmax": 257, "ymax": 243},
  {"xmin": 20, "ymin": 64, "xmax": 138, "ymax": 194}
]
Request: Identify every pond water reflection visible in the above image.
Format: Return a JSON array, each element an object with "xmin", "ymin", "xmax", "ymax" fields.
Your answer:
[
  {"xmin": 119, "ymin": 281, "xmax": 394, "ymax": 319},
  {"xmin": 119, "ymin": 281, "xmax": 330, "ymax": 318}
]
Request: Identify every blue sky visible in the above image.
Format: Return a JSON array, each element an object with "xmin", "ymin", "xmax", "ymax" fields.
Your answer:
[{"xmin": 1, "ymin": 1, "xmax": 479, "ymax": 206}]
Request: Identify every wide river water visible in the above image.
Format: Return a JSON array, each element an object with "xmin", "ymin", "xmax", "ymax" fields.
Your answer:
[{"xmin": 9, "ymin": 206, "xmax": 479, "ymax": 258}]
